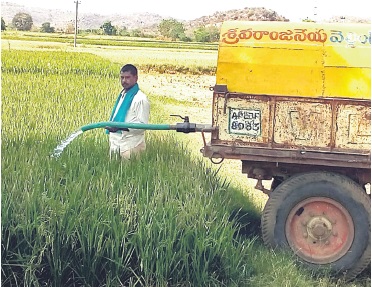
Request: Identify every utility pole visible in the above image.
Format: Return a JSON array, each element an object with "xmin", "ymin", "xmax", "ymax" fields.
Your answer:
[
  {"xmin": 313, "ymin": 0, "xmax": 318, "ymax": 22},
  {"xmin": 74, "ymin": 1, "xmax": 81, "ymax": 47}
]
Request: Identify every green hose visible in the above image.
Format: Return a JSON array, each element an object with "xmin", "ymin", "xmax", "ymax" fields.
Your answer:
[
  {"xmin": 52, "ymin": 121, "xmax": 213, "ymax": 157},
  {"xmin": 81, "ymin": 121, "xmax": 171, "ymax": 132}
]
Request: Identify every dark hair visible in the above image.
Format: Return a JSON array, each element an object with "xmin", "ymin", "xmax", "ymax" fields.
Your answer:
[{"xmin": 120, "ymin": 64, "xmax": 137, "ymax": 76}]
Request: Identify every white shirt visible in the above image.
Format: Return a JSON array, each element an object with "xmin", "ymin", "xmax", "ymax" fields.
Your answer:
[{"xmin": 109, "ymin": 89, "xmax": 150, "ymax": 153}]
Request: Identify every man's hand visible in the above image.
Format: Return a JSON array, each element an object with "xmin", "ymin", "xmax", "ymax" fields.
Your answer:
[
  {"xmin": 105, "ymin": 126, "xmax": 129, "ymax": 133},
  {"xmin": 105, "ymin": 126, "xmax": 119, "ymax": 133}
]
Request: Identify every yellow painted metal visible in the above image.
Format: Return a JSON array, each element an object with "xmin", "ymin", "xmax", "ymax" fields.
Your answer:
[{"xmin": 217, "ymin": 21, "xmax": 371, "ymax": 99}]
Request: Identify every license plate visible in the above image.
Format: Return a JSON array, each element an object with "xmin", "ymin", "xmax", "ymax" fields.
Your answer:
[{"xmin": 229, "ymin": 108, "xmax": 261, "ymax": 136}]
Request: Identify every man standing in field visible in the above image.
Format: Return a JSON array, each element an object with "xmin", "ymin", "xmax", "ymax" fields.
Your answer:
[{"xmin": 105, "ymin": 64, "xmax": 150, "ymax": 160}]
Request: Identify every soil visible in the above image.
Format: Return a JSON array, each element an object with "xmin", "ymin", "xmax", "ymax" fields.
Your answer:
[{"xmin": 140, "ymin": 73, "xmax": 215, "ymax": 123}]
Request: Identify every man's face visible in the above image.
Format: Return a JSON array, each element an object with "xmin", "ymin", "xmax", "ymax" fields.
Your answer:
[{"xmin": 120, "ymin": 71, "xmax": 138, "ymax": 91}]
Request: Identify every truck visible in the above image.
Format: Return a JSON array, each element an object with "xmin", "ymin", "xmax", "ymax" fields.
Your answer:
[{"xmin": 201, "ymin": 21, "xmax": 371, "ymax": 279}]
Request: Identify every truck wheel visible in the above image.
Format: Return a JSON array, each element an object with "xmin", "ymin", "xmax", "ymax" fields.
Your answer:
[{"xmin": 261, "ymin": 172, "xmax": 371, "ymax": 279}]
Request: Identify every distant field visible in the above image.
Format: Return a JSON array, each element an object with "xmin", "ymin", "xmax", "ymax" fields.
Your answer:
[
  {"xmin": 1, "ymin": 34, "xmax": 218, "ymax": 74},
  {"xmin": 1, "ymin": 31, "xmax": 218, "ymax": 50}
]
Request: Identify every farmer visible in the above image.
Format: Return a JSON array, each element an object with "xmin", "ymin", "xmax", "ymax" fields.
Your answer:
[{"xmin": 105, "ymin": 64, "xmax": 150, "ymax": 160}]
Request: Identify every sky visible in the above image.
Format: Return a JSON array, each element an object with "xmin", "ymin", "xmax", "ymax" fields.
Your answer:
[{"xmin": 2, "ymin": 0, "xmax": 371, "ymax": 21}]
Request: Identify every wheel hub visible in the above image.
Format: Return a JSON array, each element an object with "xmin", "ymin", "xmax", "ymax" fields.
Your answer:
[
  {"xmin": 285, "ymin": 197, "xmax": 354, "ymax": 264},
  {"xmin": 307, "ymin": 216, "xmax": 332, "ymax": 241}
]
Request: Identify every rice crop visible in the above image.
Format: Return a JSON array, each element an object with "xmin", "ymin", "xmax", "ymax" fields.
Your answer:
[
  {"xmin": 2, "ymin": 49, "xmax": 369, "ymax": 287},
  {"xmin": 1, "ymin": 50, "xmax": 259, "ymax": 286}
]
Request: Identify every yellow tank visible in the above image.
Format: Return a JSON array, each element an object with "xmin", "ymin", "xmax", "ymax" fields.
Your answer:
[
  {"xmin": 203, "ymin": 21, "xmax": 371, "ymax": 279},
  {"xmin": 216, "ymin": 21, "xmax": 371, "ymax": 99}
]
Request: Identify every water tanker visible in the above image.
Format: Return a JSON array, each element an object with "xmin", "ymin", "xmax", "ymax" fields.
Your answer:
[{"xmin": 201, "ymin": 21, "xmax": 371, "ymax": 279}]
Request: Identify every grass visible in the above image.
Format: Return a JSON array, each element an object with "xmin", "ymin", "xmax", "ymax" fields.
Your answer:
[{"xmin": 1, "ymin": 42, "xmax": 370, "ymax": 286}]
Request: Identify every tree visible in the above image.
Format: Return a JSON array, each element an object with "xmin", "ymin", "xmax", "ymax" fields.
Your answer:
[
  {"xmin": 194, "ymin": 27, "xmax": 209, "ymax": 42},
  {"xmin": 100, "ymin": 21, "xmax": 116, "ymax": 35},
  {"xmin": 12, "ymin": 12, "xmax": 33, "ymax": 31},
  {"xmin": 41, "ymin": 22, "xmax": 55, "ymax": 33},
  {"xmin": 65, "ymin": 22, "xmax": 75, "ymax": 34},
  {"xmin": 130, "ymin": 28, "xmax": 143, "ymax": 37},
  {"xmin": 208, "ymin": 26, "xmax": 220, "ymax": 42},
  {"xmin": 1, "ymin": 17, "xmax": 6, "ymax": 31},
  {"xmin": 158, "ymin": 19, "xmax": 185, "ymax": 41},
  {"xmin": 118, "ymin": 27, "xmax": 130, "ymax": 36},
  {"xmin": 194, "ymin": 26, "xmax": 219, "ymax": 42}
]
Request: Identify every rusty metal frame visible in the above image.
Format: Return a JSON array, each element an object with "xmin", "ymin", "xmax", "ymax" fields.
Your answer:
[{"xmin": 202, "ymin": 90, "xmax": 371, "ymax": 184}]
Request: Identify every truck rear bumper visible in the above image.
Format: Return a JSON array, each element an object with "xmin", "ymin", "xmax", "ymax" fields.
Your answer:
[
  {"xmin": 202, "ymin": 143, "xmax": 371, "ymax": 185},
  {"xmin": 201, "ymin": 143, "xmax": 371, "ymax": 169}
]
